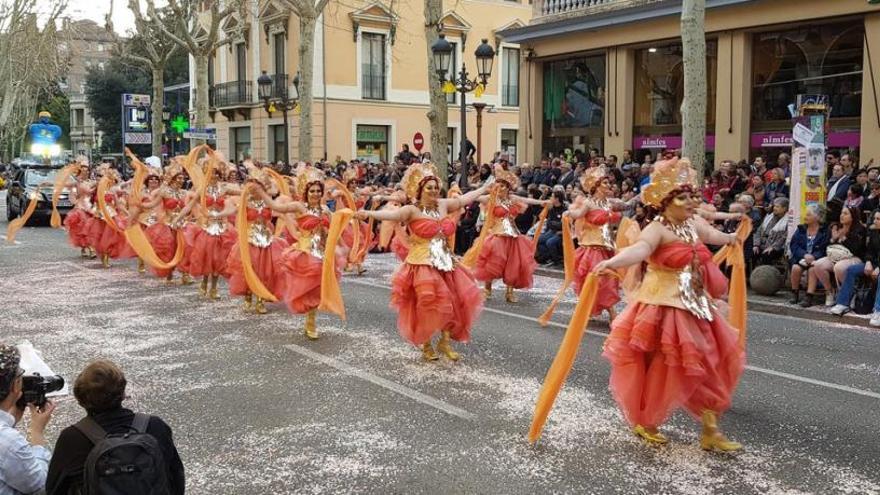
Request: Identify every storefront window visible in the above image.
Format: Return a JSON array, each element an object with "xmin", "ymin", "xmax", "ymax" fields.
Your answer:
[
  {"xmin": 231, "ymin": 127, "xmax": 251, "ymax": 163},
  {"xmin": 356, "ymin": 125, "xmax": 388, "ymax": 163},
  {"xmin": 633, "ymin": 41, "xmax": 717, "ymax": 133},
  {"xmin": 500, "ymin": 128, "xmax": 518, "ymax": 163},
  {"xmin": 268, "ymin": 124, "xmax": 285, "ymax": 164},
  {"xmin": 752, "ymin": 23, "xmax": 863, "ymax": 128},
  {"xmin": 542, "ymin": 54, "xmax": 605, "ymax": 155}
]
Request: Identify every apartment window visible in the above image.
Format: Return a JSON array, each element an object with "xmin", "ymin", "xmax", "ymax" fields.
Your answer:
[
  {"xmin": 269, "ymin": 124, "xmax": 286, "ymax": 163},
  {"xmin": 501, "ymin": 128, "xmax": 518, "ymax": 163},
  {"xmin": 231, "ymin": 127, "xmax": 251, "ymax": 163},
  {"xmin": 502, "ymin": 47, "xmax": 520, "ymax": 107},
  {"xmin": 75, "ymin": 109, "xmax": 85, "ymax": 128},
  {"xmin": 447, "ymin": 127, "xmax": 457, "ymax": 164},
  {"xmin": 361, "ymin": 32, "xmax": 386, "ymax": 100},
  {"xmin": 273, "ymin": 32, "xmax": 286, "ymax": 76},
  {"xmin": 446, "ymin": 41, "xmax": 458, "ymax": 104},
  {"xmin": 236, "ymin": 43, "xmax": 247, "ymax": 82}
]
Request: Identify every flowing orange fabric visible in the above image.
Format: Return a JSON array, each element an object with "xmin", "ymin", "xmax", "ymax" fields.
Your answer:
[
  {"xmin": 530, "ymin": 203, "xmax": 552, "ymax": 251},
  {"xmin": 180, "ymin": 145, "xmax": 207, "ymax": 193},
  {"xmin": 125, "ymin": 148, "xmax": 148, "ymax": 204},
  {"xmin": 266, "ymin": 168, "xmax": 292, "ymax": 237},
  {"xmin": 446, "ymin": 186, "xmax": 462, "ymax": 249},
  {"xmin": 461, "ymin": 186, "xmax": 499, "ymax": 268},
  {"xmin": 5, "ymin": 192, "xmax": 39, "ymax": 243},
  {"xmin": 615, "ymin": 217, "xmax": 643, "ymax": 297},
  {"xmin": 538, "ymin": 216, "xmax": 576, "ymax": 326},
  {"xmin": 326, "ymin": 179, "xmax": 361, "ymax": 264},
  {"xmin": 353, "ymin": 200, "xmax": 378, "ymax": 264},
  {"xmin": 50, "ymin": 165, "xmax": 78, "ymax": 228},
  {"xmin": 124, "ymin": 225, "xmax": 185, "ymax": 269},
  {"xmin": 712, "ymin": 216, "xmax": 752, "ymax": 349},
  {"xmin": 96, "ymin": 177, "xmax": 121, "ymax": 233},
  {"xmin": 236, "ymin": 184, "xmax": 278, "ymax": 302},
  {"xmin": 529, "ymin": 273, "xmax": 602, "ymax": 443},
  {"xmin": 319, "ymin": 208, "xmax": 355, "ymax": 319}
]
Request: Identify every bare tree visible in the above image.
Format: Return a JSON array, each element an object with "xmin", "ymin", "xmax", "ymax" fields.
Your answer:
[
  {"xmin": 147, "ymin": 0, "xmax": 244, "ymax": 146},
  {"xmin": 106, "ymin": 0, "xmax": 180, "ymax": 157},
  {"xmin": 277, "ymin": 0, "xmax": 330, "ymax": 163},
  {"xmin": 424, "ymin": 0, "xmax": 449, "ymax": 182},
  {"xmin": 0, "ymin": 0, "xmax": 68, "ymax": 160},
  {"xmin": 680, "ymin": 0, "xmax": 707, "ymax": 181}
]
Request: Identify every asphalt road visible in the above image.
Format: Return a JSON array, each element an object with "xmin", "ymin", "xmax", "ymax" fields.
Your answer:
[{"xmin": 2, "ymin": 192, "xmax": 879, "ymax": 494}]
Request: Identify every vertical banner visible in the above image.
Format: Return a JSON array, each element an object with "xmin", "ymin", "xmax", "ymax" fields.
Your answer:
[{"xmin": 786, "ymin": 98, "xmax": 827, "ymax": 247}]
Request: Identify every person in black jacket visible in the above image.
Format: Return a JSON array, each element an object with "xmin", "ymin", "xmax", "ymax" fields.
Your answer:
[
  {"xmin": 829, "ymin": 209, "xmax": 880, "ymax": 315},
  {"xmin": 802, "ymin": 206, "xmax": 866, "ymax": 308},
  {"xmin": 535, "ymin": 190, "xmax": 567, "ymax": 266},
  {"xmin": 47, "ymin": 360, "xmax": 184, "ymax": 495}
]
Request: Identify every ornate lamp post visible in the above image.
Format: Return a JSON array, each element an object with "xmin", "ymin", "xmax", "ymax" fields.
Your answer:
[
  {"xmin": 431, "ymin": 34, "xmax": 495, "ymax": 190},
  {"xmin": 258, "ymin": 70, "xmax": 300, "ymax": 173}
]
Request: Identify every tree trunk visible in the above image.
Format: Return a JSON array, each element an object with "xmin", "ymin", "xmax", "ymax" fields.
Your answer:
[
  {"xmin": 298, "ymin": 15, "xmax": 317, "ymax": 163},
  {"xmin": 192, "ymin": 53, "xmax": 210, "ymax": 147},
  {"xmin": 151, "ymin": 66, "xmax": 165, "ymax": 157},
  {"xmin": 424, "ymin": 0, "xmax": 449, "ymax": 184},
  {"xmin": 680, "ymin": 0, "xmax": 707, "ymax": 183}
]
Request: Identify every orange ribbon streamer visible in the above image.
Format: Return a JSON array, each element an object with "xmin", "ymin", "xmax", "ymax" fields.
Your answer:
[
  {"xmin": 124, "ymin": 226, "xmax": 186, "ymax": 270},
  {"xmin": 712, "ymin": 216, "xmax": 752, "ymax": 349},
  {"xmin": 325, "ymin": 179, "xmax": 361, "ymax": 264},
  {"xmin": 96, "ymin": 176, "xmax": 122, "ymax": 233},
  {"xmin": 615, "ymin": 217, "xmax": 643, "ymax": 297},
  {"xmin": 125, "ymin": 148, "xmax": 148, "ymax": 205},
  {"xmin": 5, "ymin": 192, "xmax": 40, "ymax": 244},
  {"xmin": 529, "ymin": 272, "xmax": 604, "ymax": 443},
  {"xmin": 319, "ymin": 208, "xmax": 355, "ymax": 319},
  {"xmin": 530, "ymin": 203, "xmax": 552, "ymax": 252},
  {"xmin": 236, "ymin": 184, "xmax": 278, "ymax": 302},
  {"xmin": 538, "ymin": 216, "xmax": 576, "ymax": 326},
  {"xmin": 461, "ymin": 186, "xmax": 499, "ymax": 269},
  {"xmin": 50, "ymin": 165, "xmax": 78, "ymax": 228}
]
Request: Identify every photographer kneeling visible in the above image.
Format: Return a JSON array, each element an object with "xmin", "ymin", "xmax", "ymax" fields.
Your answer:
[
  {"xmin": 0, "ymin": 343, "xmax": 56, "ymax": 495},
  {"xmin": 47, "ymin": 360, "xmax": 184, "ymax": 495}
]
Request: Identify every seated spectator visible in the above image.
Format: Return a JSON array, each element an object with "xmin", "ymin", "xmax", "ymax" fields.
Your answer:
[
  {"xmin": 47, "ymin": 360, "xmax": 184, "ymax": 495},
  {"xmin": 844, "ymin": 184, "xmax": 864, "ymax": 210},
  {"xmin": 830, "ymin": 209, "xmax": 880, "ymax": 316},
  {"xmin": 764, "ymin": 168, "xmax": 788, "ymax": 206},
  {"xmin": 801, "ymin": 206, "xmax": 865, "ymax": 308},
  {"xmin": 789, "ymin": 205, "xmax": 830, "ymax": 304},
  {"xmin": 753, "ymin": 198, "xmax": 789, "ymax": 266},
  {"xmin": 0, "ymin": 343, "xmax": 56, "ymax": 495},
  {"xmin": 535, "ymin": 190, "xmax": 567, "ymax": 267}
]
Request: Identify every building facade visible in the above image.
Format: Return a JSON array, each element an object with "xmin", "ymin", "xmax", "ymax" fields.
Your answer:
[
  {"xmin": 501, "ymin": 0, "xmax": 880, "ymax": 166},
  {"xmin": 199, "ymin": 0, "xmax": 530, "ymax": 165},
  {"xmin": 60, "ymin": 20, "xmax": 114, "ymax": 159}
]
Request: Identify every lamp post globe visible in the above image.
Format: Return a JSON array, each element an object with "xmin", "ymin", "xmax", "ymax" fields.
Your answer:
[
  {"xmin": 431, "ymin": 33, "xmax": 453, "ymax": 79},
  {"xmin": 474, "ymin": 38, "xmax": 495, "ymax": 82},
  {"xmin": 257, "ymin": 70, "xmax": 273, "ymax": 102}
]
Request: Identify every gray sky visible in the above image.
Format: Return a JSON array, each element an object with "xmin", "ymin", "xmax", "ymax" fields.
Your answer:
[{"xmin": 51, "ymin": 0, "xmax": 168, "ymax": 34}]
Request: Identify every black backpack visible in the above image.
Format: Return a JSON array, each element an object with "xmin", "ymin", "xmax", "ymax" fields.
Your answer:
[{"xmin": 74, "ymin": 413, "xmax": 171, "ymax": 495}]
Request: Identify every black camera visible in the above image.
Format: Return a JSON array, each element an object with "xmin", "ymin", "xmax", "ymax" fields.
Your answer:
[{"xmin": 16, "ymin": 373, "xmax": 64, "ymax": 409}]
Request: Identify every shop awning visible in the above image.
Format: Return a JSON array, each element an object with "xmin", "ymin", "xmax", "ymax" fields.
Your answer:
[{"xmin": 499, "ymin": 0, "xmax": 756, "ymax": 45}]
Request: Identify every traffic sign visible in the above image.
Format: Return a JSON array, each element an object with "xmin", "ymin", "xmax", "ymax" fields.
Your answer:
[
  {"xmin": 413, "ymin": 132, "xmax": 424, "ymax": 152},
  {"xmin": 183, "ymin": 128, "xmax": 217, "ymax": 140},
  {"xmin": 123, "ymin": 93, "xmax": 151, "ymax": 106}
]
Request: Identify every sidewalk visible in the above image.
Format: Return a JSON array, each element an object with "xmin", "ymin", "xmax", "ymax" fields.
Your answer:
[{"xmin": 534, "ymin": 266, "xmax": 879, "ymax": 330}]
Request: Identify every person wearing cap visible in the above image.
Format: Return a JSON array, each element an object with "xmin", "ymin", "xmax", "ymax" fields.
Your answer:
[{"xmin": 0, "ymin": 343, "xmax": 56, "ymax": 495}]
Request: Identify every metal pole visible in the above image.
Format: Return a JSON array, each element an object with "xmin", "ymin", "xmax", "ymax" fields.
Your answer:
[
  {"xmin": 282, "ymin": 103, "xmax": 290, "ymax": 174},
  {"xmin": 459, "ymin": 65, "xmax": 468, "ymax": 191}
]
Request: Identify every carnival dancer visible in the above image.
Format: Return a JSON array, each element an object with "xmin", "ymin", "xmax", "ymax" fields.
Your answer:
[
  {"xmin": 139, "ymin": 159, "xmax": 192, "ymax": 284},
  {"xmin": 63, "ymin": 162, "xmax": 96, "ymax": 258},
  {"xmin": 251, "ymin": 165, "xmax": 346, "ymax": 339},
  {"xmin": 225, "ymin": 165, "xmax": 289, "ymax": 314},
  {"xmin": 358, "ymin": 163, "xmax": 489, "ymax": 361},
  {"xmin": 565, "ymin": 166, "xmax": 627, "ymax": 319},
  {"xmin": 174, "ymin": 157, "xmax": 239, "ymax": 299},
  {"xmin": 86, "ymin": 165, "xmax": 134, "ymax": 268},
  {"xmin": 470, "ymin": 165, "xmax": 549, "ymax": 303},
  {"xmin": 338, "ymin": 167, "xmax": 375, "ymax": 275},
  {"xmin": 133, "ymin": 165, "xmax": 164, "ymax": 274}
]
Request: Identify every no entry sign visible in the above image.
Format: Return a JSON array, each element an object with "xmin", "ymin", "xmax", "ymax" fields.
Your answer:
[{"xmin": 413, "ymin": 132, "xmax": 424, "ymax": 152}]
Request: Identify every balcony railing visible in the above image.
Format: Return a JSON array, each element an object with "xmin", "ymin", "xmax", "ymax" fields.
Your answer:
[
  {"xmin": 269, "ymin": 73, "xmax": 289, "ymax": 99},
  {"xmin": 210, "ymin": 80, "xmax": 252, "ymax": 108},
  {"xmin": 533, "ymin": 0, "xmax": 662, "ymax": 23}
]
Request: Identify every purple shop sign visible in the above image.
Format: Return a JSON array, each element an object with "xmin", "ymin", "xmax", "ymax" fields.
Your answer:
[
  {"xmin": 750, "ymin": 131, "xmax": 861, "ymax": 149},
  {"xmin": 633, "ymin": 135, "xmax": 716, "ymax": 150}
]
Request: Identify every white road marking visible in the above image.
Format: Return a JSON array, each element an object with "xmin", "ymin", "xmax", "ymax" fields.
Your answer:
[
  {"xmin": 347, "ymin": 278, "xmax": 880, "ymax": 401},
  {"xmin": 283, "ymin": 343, "xmax": 477, "ymax": 421}
]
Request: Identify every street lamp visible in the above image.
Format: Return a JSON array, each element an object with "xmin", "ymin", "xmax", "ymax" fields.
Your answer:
[
  {"xmin": 258, "ymin": 69, "xmax": 300, "ymax": 173},
  {"xmin": 431, "ymin": 35, "xmax": 495, "ymax": 190}
]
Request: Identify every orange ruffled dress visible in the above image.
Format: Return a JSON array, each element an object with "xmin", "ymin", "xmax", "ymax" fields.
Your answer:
[
  {"xmin": 144, "ymin": 196, "xmax": 185, "ymax": 278},
  {"xmin": 64, "ymin": 207, "xmax": 92, "ymax": 248},
  {"xmin": 184, "ymin": 194, "xmax": 236, "ymax": 277},
  {"xmin": 390, "ymin": 216, "xmax": 483, "ymax": 346},
  {"xmin": 474, "ymin": 202, "xmax": 537, "ymax": 289},
  {"xmin": 226, "ymin": 203, "xmax": 289, "ymax": 297},
  {"xmin": 86, "ymin": 193, "xmax": 135, "ymax": 259},
  {"xmin": 280, "ymin": 211, "xmax": 346, "ymax": 314},
  {"xmin": 573, "ymin": 209, "xmax": 622, "ymax": 315},
  {"xmin": 601, "ymin": 241, "xmax": 745, "ymax": 429}
]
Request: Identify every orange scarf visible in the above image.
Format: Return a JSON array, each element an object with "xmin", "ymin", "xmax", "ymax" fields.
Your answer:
[
  {"xmin": 5, "ymin": 192, "xmax": 40, "ymax": 243},
  {"xmin": 712, "ymin": 216, "xmax": 752, "ymax": 349},
  {"xmin": 236, "ymin": 183, "xmax": 278, "ymax": 302},
  {"xmin": 319, "ymin": 208, "xmax": 355, "ymax": 319},
  {"xmin": 538, "ymin": 216, "xmax": 576, "ymax": 325},
  {"xmin": 122, "ymin": 158, "xmax": 185, "ymax": 270},
  {"xmin": 49, "ymin": 164, "xmax": 79, "ymax": 228},
  {"xmin": 461, "ymin": 186, "xmax": 499, "ymax": 268}
]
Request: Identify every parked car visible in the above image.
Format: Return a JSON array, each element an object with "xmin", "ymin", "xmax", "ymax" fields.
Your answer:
[{"xmin": 5, "ymin": 166, "xmax": 72, "ymax": 223}]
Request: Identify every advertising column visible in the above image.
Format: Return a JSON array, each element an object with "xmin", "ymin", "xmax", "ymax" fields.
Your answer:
[{"xmin": 787, "ymin": 95, "xmax": 828, "ymax": 244}]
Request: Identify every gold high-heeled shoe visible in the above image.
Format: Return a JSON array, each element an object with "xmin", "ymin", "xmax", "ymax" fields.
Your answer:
[
  {"xmin": 421, "ymin": 342, "xmax": 439, "ymax": 361},
  {"xmin": 243, "ymin": 293, "xmax": 254, "ymax": 312},
  {"xmin": 199, "ymin": 277, "xmax": 208, "ymax": 296},
  {"xmin": 633, "ymin": 425, "xmax": 668, "ymax": 445},
  {"xmin": 505, "ymin": 286, "xmax": 518, "ymax": 303},
  {"xmin": 180, "ymin": 273, "xmax": 193, "ymax": 285},
  {"xmin": 304, "ymin": 310, "xmax": 318, "ymax": 340},
  {"xmin": 254, "ymin": 297, "xmax": 268, "ymax": 315},
  {"xmin": 436, "ymin": 331, "xmax": 460, "ymax": 361},
  {"xmin": 700, "ymin": 410, "xmax": 742, "ymax": 452},
  {"xmin": 483, "ymin": 281, "xmax": 492, "ymax": 299},
  {"xmin": 208, "ymin": 276, "xmax": 219, "ymax": 300},
  {"xmin": 81, "ymin": 248, "xmax": 88, "ymax": 259},
  {"xmin": 137, "ymin": 258, "xmax": 146, "ymax": 274},
  {"xmin": 101, "ymin": 254, "xmax": 110, "ymax": 268}
]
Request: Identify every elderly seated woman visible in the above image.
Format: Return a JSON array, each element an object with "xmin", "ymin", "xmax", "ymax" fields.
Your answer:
[
  {"xmin": 789, "ymin": 204, "xmax": 830, "ymax": 305},
  {"xmin": 801, "ymin": 206, "xmax": 866, "ymax": 308},
  {"xmin": 830, "ymin": 209, "xmax": 880, "ymax": 316},
  {"xmin": 753, "ymin": 197, "xmax": 789, "ymax": 266}
]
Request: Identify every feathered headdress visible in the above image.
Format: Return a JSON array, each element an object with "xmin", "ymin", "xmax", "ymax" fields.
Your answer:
[
  {"xmin": 580, "ymin": 165, "xmax": 609, "ymax": 193},
  {"xmin": 163, "ymin": 157, "xmax": 185, "ymax": 184},
  {"xmin": 295, "ymin": 162, "xmax": 326, "ymax": 198},
  {"xmin": 493, "ymin": 163, "xmax": 519, "ymax": 190},
  {"xmin": 401, "ymin": 161, "xmax": 439, "ymax": 200},
  {"xmin": 641, "ymin": 157, "xmax": 698, "ymax": 208}
]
